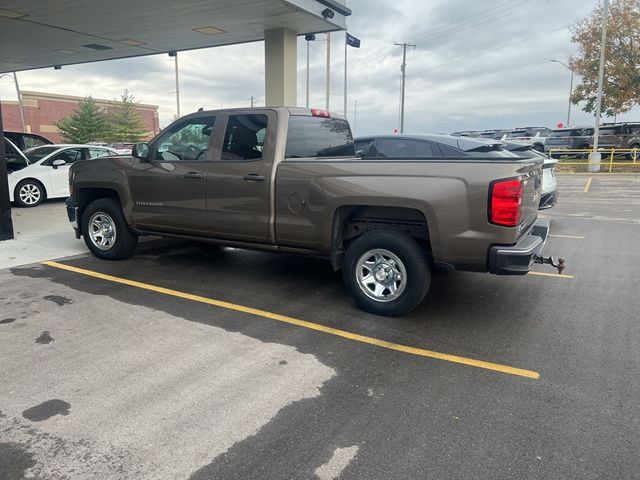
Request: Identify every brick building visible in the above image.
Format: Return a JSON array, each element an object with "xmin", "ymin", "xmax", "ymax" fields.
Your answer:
[{"xmin": 1, "ymin": 91, "xmax": 160, "ymax": 143}]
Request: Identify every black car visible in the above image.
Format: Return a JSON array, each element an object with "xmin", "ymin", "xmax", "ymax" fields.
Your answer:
[
  {"xmin": 354, "ymin": 134, "xmax": 518, "ymax": 159},
  {"xmin": 3, "ymin": 131, "xmax": 52, "ymax": 151}
]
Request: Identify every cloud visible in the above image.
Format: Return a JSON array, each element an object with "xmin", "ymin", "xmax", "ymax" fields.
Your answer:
[{"xmin": 3, "ymin": 0, "xmax": 636, "ymax": 134}]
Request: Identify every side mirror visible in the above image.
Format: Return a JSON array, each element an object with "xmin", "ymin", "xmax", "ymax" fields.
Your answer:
[
  {"xmin": 132, "ymin": 142, "xmax": 149, "ymax": 160},
  {"xmin": 52, "ymin": 159, "xmax": 66, "ymax": 169}
]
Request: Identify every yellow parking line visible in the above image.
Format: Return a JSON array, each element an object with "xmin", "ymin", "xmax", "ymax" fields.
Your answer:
[
  {"xmin": 528, "ymin": 271, "xmax": 574, "ymax": 279},
  {"xmin": 583, "ymin": 177, "xmax": 593, "ymax": 193},
  {"xmin": 43, "ymin": 260, "xmax": 540, "ymax": 380},
  {"xmin": 549, "ymin": 234, "xmax": 585, "ymax": 239}
]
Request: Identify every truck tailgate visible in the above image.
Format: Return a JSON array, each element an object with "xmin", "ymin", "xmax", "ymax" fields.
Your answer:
[{"xmin": 518, "ymin": 160, "xmax": 543, "ymax": 234}]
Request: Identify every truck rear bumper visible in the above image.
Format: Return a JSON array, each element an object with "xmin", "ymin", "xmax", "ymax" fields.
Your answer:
[{"xmin": 488, "ymin": 218, "xmax": 549, "ymax": 275}]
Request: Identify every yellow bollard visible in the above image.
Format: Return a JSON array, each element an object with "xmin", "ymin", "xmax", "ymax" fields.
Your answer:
[{"xmin": 609, "ymin": 148, "xmax": 614, "ymax": 173}]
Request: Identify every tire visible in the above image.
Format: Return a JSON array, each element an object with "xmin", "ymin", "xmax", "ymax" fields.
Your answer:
[
  {"xmin": 627, "ymin": 143, "xmax": 640, "ymax": 160},
  {"xmin": 81, "ymin": 198, "xmax": 138, "ymax": 260},
  {"xmin": 342, "ymin": 230, "xmax": 431, "ymax": 316},
  {"xmin": 14, "ymin": 179, "xmax": 45, "ymax": 208}
]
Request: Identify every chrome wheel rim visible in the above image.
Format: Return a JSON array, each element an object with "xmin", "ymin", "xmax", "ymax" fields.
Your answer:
[
  {"xmin": 88, "ymin": 212, "xmax": 117, "ymax": 251},
  {"xmin": 19, "ymin": 183, "xmax": 41, "ymax": 205},
  {"xmin": 355, "ymin": 248, "xmax": 407, "ymax": 302}
]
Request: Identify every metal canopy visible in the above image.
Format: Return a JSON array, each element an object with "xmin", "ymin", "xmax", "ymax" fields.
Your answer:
[{"xmin": 0, "ymin": 0, "xmax": 348, "ymax": 74}]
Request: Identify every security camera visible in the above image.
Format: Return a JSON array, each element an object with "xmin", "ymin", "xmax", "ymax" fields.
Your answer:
[
  {"xmin": 321, "ymin": 8, "xmax": 335, "ymax": 19},
  {"xmin": 305, "ymin": 34, "xmax": 316, "ymax": 41}
]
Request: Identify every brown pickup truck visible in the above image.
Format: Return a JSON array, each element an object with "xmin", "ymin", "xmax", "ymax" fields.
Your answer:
[{"xmin": 66, "ymin": 107, "xmax": 561, "ymax": 316}]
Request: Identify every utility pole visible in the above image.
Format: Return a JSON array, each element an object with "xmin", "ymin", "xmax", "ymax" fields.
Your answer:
[
  {"xmin": 326, "ymin": 32, "xmax": 331, "ymax": 111},
  {"xmin": 395, "ymin": 42, "xmax": 415, "ymax": 133},
  {"xmin": 250, "ymin": 96, "xmax": 255, "ymax": 107},
  {"xmin": 589, "ymin": 0, "xmax": 609, "ymax": 172}
]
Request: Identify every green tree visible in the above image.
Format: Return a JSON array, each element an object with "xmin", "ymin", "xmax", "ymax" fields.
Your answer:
[
  {"xmin": 55, "ymin": 96, "xmax": 112, "ymax": 143},
  {"xmin": 569, "ymin": 0, "xmax": 640, "ymax": 117},
  {"xmin": 108, "ymin": 90, "xmax": 147, "ymax": 142}
]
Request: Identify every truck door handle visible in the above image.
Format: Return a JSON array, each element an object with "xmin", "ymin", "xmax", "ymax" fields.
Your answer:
[
  {"xmin": 184, "ymin": 172, "xmax": 203, "ymax": 179},
  {"xmin": 243, "ymin": 174, "xmax": 266, "ymax": 182}
]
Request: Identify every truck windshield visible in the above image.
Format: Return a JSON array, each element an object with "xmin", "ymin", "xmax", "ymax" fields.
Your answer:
[{"xmin": 285, "ymin": 116, "xmax": 355, "ymax": 158}]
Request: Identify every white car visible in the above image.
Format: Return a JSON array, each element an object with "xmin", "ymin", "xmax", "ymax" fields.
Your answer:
[
  {"xmin": 503, "ymin": 142, "xmax": 557, "ymax": 209},
  {"xmin": 8, "ymin": 144, "xmax": 118, "ymax": 207}
]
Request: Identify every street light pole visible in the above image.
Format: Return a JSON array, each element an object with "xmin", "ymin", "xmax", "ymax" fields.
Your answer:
[
  {"xmin": 169, "ymin": 51, "xmax": 180, "ymax": 118},
  {"xmin": 590, "ymin": 0, "xmax": 609, "ymax": 172},
  {"xmin": 550, "ymin": 59, "xmax": 574, "ymax": 127},
  {"xmin": 0, "ymin": 72, "xmax": 26, "ymax": 132},
  {"xmin": 304, "ymin": 34, "xmax": 316, "ymax": 108},
  {"xmin": 395, "ymin": 42, "xmax": 416, "ymax": 134},
  {"xmin": 326, "ymin": 32, "xmax": 331, "ymax": 111}
]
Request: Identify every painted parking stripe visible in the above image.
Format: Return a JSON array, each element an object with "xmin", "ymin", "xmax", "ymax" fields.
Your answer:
[
  {"xmin": 584, "ymin": 177, "xmax": 593, "ymax": 193},
  {"xmin": 528, "ymin": 271, "xmax": 574, "ymax": 279},
  {"xmin": 549, "ymin": 234, "xmax": 585, "ymax": 239},
  {"xmin": 43, "ymin": 260, "xmax": 540, "ymax": 380}
]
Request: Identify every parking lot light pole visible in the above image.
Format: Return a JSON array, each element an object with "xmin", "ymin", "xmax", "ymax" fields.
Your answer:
[
  {"xmin": 589, "ymin": 0, "xmax": 609, "ymax": 173},
  {"xmin": 550, "ymin": 59, "xmax": 574, "ymax": 127},
  {"xmin": 0, "ymin": 72, "xmax": 26, "ymax": 132},
  {"xmin": 169, "ymin": 51, "xmax": 180, "ymax": 118}
]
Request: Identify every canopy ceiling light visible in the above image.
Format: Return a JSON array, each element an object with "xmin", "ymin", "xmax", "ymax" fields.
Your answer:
[
  {"xmin": 193, "ymin": 26, "xmax": 225, "ymax": 35},
  {"xmin": 0, "ymin": 9, "xmax": 27, "ymax": 19},
  {"xmin": 119, "ymin": 39, "xmax": 146, "ymax": 46}
]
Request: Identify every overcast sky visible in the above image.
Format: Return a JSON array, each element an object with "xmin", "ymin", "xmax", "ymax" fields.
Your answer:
[{"xmin": 2, "ymin": 0, "xmax": 635, "ymax": 135}]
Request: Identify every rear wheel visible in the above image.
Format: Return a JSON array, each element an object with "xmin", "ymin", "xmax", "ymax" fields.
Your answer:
[
  {"xmin": 14, "ymin": 179, "xmax": 45, "ymax": 207},
  {"xmin": 81, "ymin": 198, "xmax": 138, "ymax": 260},
  {"xmin": 342, "ymin": 231, "xmax": 430, "ymax": 316}
]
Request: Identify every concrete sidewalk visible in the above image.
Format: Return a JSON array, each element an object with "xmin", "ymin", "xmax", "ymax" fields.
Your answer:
[{"xmin": 0, "ymin": 200, "xmax": 88, "ymax": 269}]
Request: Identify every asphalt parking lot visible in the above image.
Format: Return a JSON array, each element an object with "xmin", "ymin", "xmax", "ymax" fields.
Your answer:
[{"xmin": 1, "ymin": 174, "xmax": 639, "ymax": 480}]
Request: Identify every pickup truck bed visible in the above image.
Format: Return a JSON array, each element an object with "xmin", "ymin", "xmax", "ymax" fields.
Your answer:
[{"xmin": 66, "ymin": 107, "xmax": 558, "ymax": 316}]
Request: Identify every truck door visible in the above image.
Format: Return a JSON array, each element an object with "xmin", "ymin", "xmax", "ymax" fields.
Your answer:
[
  {"xmin": 128, "ymin": 114, "xmax": 217, "ymax": 235},
  {"xmin": 206, "ymin": 112, "xmax": 275, "ymax": 243}
]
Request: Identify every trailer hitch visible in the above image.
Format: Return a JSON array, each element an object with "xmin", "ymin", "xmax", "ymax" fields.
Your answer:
[{"xmin": 533, "ymin": 254, "xmax": 566, "ymax": 274}]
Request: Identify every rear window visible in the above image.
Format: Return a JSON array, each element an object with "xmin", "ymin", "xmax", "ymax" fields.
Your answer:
[
  {"xmin": 285, "ymin": 116, "xmax": 355, "ymax": 158},
  {"xmin": 376, "ymin": 138, "xmax": 438, "ymax": 158}
]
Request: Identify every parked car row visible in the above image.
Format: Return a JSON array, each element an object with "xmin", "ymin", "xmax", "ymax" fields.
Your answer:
[{"xmin": 454, "ymin": 122, "xmax": 640, "ymax": 157}]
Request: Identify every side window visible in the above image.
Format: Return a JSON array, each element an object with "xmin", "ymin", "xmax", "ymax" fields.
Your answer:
[
  {"xmin": 89, "ymin": 148, "xmax": 112, "ymax": 158},
  {"xmin": 376, "ymin": 139, "xmax": 438, "ymax": 158},
  {"xmin": 155, "ymin": 116, "xmax": 215, "ymax": 161},
  {"xmin": 52, "ymin": 148, "xmax": 83, "ymax": 165},
  {"xmin": 221, "ymin": 114, "xmax": 268, "ymax": 161},
  {"xmin": 439, "ymin": 144, "xmax": 467, "ymax": 157},
  {"xmin": 23, "ymin": 135, "xmax": 48, "ymax": 149},
  {"xmin": 5, "ymin": 140, "xmax": 22, "ymax": 161},
  {"xmin": 354, "ymin": 139, "xmax": 376, "ymax": 158}
]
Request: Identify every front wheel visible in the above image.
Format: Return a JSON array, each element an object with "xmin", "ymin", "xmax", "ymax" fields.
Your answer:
[
  {"xmin": 342, "ymin": 231, "xmax": 431, "ymax": 316},
  {"xmin": 14, "ymin": 180, "xmax": 45, "ymax": 207},
  {"xmin": 81, "ymin": 198, "xmax": 138, "ymax": 260}
]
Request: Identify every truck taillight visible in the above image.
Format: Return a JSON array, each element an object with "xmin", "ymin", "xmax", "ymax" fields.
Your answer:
[
  {"xmin": 310, "ymin": 108, "xmax": 330, "ymax": 118},
  {"xmin": 490, "ymin": 178, "xmax": 523, "ymax": 227}
]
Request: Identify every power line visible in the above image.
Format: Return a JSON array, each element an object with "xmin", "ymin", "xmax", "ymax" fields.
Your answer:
[{"xmin": 409, "ymin": 0, "xmax": 529, "ymax": 44}]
